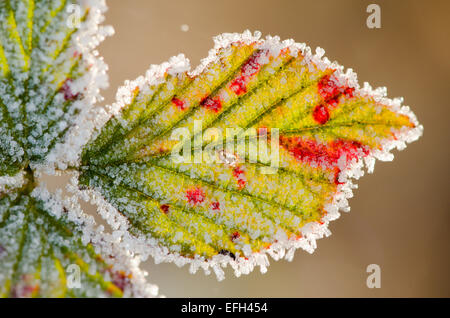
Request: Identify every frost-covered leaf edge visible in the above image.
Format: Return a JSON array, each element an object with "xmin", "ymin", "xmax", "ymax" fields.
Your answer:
[{"xmin": 31, "ymin": 0, "xmax": 114, "ymax": 173}]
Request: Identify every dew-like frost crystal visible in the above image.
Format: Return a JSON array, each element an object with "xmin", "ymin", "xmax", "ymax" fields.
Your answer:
[{"xmin": 79, "ymin": 30, "xmax": 423, "ymax": 279}]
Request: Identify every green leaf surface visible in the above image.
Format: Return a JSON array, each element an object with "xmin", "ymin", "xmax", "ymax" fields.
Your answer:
[{"xmin": 79, "ymin": 32, "xmax": 422, "ymax": 277}]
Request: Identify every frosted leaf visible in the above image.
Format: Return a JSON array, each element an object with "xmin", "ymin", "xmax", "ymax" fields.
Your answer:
[
  {"xmin": 0, "ymin": 1, "xmax": 159, "ymax": 298},
  {"xmin": 79, "ymin": 31, "xmax": 423, "ymax": 279},
  {"xmin": 0, "ymin": 177, "xmax": 157, "ymax": 298},
  {"xmin": 0, "ymin": 0, "xmax": 112, "ymax": 174}
]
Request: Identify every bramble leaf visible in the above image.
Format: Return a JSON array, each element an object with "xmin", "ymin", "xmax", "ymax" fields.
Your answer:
[
  {"xmin": 0, "ymin": 176, "xmax": 151, "ymax": 298},
  {"xmin": 0, "ymin": 1, "xmax": 158, "ymax": 298},
  {"xmin": 0, "ymin": 0, "xmax": 112, "ymax": 177},
  {"xmin": 79, "ymin": 31, "xmax": 422, "ymax": 279}
]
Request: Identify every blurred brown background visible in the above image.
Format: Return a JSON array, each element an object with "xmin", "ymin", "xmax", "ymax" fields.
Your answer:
[{"xmin": 93, "ymin": 0, "xmax": 449, "ymax": 297}]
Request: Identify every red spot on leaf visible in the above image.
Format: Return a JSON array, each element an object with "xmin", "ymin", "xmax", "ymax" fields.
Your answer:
[
  {"xmin": 160, "ymin": 204, "xmax": 170, "ymax": 214},
  {"xmin": 344, "ymin": 87, "xmax": 355, "ymax": 98},
  {"xmin": 327, "ymin": 97, "xmax": 339, "ymax": 108},
  {"xmin": 229, "ymin": 50, "xmax": 267, "ymax": 95},
  {"xmin": 230, "ymin": 77, "xmax": 247, "ymax": 95},
  {"xmin": 111, "ymin": 271, "xmax": 131, "ymax": 292},
  {"xmin": 186, "ymin": 188, "xmax": 205, "ymax": 205},
  {"xmin": 312, "ymin": 104, "xmax": 330, "ymax": 125},
  {"xmin": 171, "ymin": 97, "xmax": 186, "ymax": 110},
  {"xmin": 312, "ymin": 75, "xmax": 357, "ymax": 124},
  {"xmin": 200, "ymin": 96, "xmax": 222, "ymax": 112},
  {"xmin": 231, "ymin": 231, "xmax": 240, "ymax": 241},
  {"xmin": 318, "ymin": 74, "xmax": 355, "ymax": 107},
  {"xmin": 280, "ymin": 136, "xmax": 369, "ymax": 169},
  {"xmin": 12, "ymin": 285, "xmax": 39, "ymax": 298},
  {"xmin": 318, "ymin": 74, "xmax": 340, "ymax": 101},
  {"xmin": 11, "ymin": 275, "xmax": 39, "ymax": 298},
  {"xmin": 242, "ymin": 51, "xmax": 265, "ymax": 76},
  {"xmin": 232, "ymin": 166, "xmax": 246, "ymax": 189}
]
